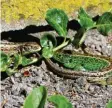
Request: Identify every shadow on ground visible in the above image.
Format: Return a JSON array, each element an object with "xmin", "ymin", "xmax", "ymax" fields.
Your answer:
[{"xmin": 1, "ymin": 19, "xmax": 81, "ymax": 41}]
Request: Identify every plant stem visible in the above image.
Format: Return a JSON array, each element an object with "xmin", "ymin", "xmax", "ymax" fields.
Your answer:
[
  {"xmin": 78, "ymin": 27, "xmax": 92, "ymax": 46},
  {"xmin": 53, "ymin": 40, "xmax": 69, "ymax": 52},
  {"xmin": 63, "ymin": 37, "xmax": 66, "ymax": 42},
  {"xmin": 79, "ymin": 32, "xmax": 87, "ymax": 46}
]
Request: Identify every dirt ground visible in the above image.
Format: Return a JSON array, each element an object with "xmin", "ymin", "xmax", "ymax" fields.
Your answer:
[{"xmin": 1, "ymin": 23, "xmax": 112, "ymax": 108}]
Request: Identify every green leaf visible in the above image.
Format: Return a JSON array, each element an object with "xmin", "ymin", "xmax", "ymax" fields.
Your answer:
[
  {"xmin": 78, "ymin": 7, "xmax": 95, "ymax": 30},
  {"xmin": 46, "ymin": 8, "xmax": 68, "ymax": 36},
  {"xmin": 21, "ymin": 56, "xmax": 38, "ymax": 66},
  {"xmin": 97, "ymin": 12, "xmax": 112, "ymax": 36},
  {"xmin": 5, "ymin": 54, "xmax": 22, "ymax": 75},
  {"xmin": 13, "ymin": 54, "xmax": 22, "ymax": 69},
  {"xmin": 106, "ymin": 100, "xmax": 112, "ymax": 108},
  {"xmin": 72, "ymin": 28, "xmax": 86, "ymax": 47},
  {"xmin": 0, "ymin": 52, "xmax": 10, "ymax": 71},
  {"xmin": 48, "ymin": 94, "xmax": 73, "ymax": 108},
  {"xmin": 23, "ymin": 86, "xmax": 47, "ymax": 108},
  {"xmin": 40, "ymin": 34, "xmax": 57, "ymax": 48},
  {"xmin": 42, "ymin": 47, "xmax": 53, "ymax": 58},
  {"xmin": 6, "ymin": 68, "xmax": 18, "ymax": 76}
]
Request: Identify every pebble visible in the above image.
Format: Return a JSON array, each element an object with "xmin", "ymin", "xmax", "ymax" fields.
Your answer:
[
  {"xmin": 10, "ymin": 76, "xmax": 15, "ymax": 84},
  {"xmin": 76, "ymin": 77, "xmax": 88, "ymax": 88},
  {"xmin": 88, "ymin": 85, "xmax": 95, "ymax": 93},
  {"xmin": 14, "ymin": 73, "xmax": 21, "ymax": 78}
]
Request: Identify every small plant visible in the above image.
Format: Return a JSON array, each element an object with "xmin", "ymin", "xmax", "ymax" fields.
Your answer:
[
  {"xmin": 40, "ymin": 8, "xmax": 112, "ymax": 58},
  {"xmin": 40, "ymin": 8, "xmax": 69, "ymax": 58},
  {"xmin": 0, "ymin": 52, "xmax": 38, "ymax": 75},
  {"xmin": 23, "ymin": 86, "xmax": 73, "ymax": 108},
  {"xmin": 75, "ymin": 7, "xmax": 112, "ymax": 47}
]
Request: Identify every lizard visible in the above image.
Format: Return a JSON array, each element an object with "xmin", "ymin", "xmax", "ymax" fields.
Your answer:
[
  {"xmin": 45, "ymin": 51, "xmax": 112, "ymax": 85},
  {"xmin": 1, "ymin": 41, "xmax": 41, "ymax": 55},
  {"xmin": 1, "ymin": 41, "xmax": 112, "ymax": 85}
]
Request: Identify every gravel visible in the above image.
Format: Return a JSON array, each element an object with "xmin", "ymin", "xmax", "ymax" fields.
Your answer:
[
  {"xmin": 1, "ymin": 65, "xmax": 112, "ymax": 108},
  {"xmin": 1, "ymin": 26, "xmax": 112, "ymax": 108},
  {"xmin": 84, "ymin": 29, "xmax": 112, "ymax": 57}
]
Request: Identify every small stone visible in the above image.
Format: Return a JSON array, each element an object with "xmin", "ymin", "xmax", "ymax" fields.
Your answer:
[
  {"xmin": 96, "ymin": 104, "xmax": 101, "ymax": 108},
  {"xmin": 0, "ymin": 95, "xmax": 4, "ymax": 103},
  {"xmin": 15, "ymin": 73, "xmax": 21, "ymax": 78},
  {"xmin": 91, "ymin": 44, "xmax": 95, "ymax": 49},
  {"xmin": 10, "ymin": 76, "xmax": 15, "ymax": 84},
  {"xmin": 96, "ymin": 45, "xmax": 101, "ymax": 52},
  {"xmin": 76, "ymin": 77, "xmax": 87, "ymax": 87},
  {"xmin": 88, "ymin": 85, "xmax": 95, "ymax": 93}
]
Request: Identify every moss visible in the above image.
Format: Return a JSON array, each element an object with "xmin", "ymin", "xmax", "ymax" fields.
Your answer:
[{"xmin": 1, "ymin": 0, "xmax": 112, "ymax": 23}]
